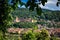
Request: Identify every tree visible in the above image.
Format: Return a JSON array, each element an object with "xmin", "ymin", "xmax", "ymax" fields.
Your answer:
[
  {"xmin": 21, "ymin": 29, "xmax": 50, "ymax": 40},
  {"xmin": 0, "ymin": 0, "xmax": 59, "ymax": 39},
  {"xmin": 0, "ymin": 0, "xmax": 13, "ymax": 39},
  {"xmin": 57, "ymin": 0, "xmax": 60, "ymax": 6},
  {"xmin": 22, "ymin": 31, "xmax": 36, "ymax": 40},
  {"xmin": 36, "ymin": 29, "xmax": 50, "ymax": 40}
]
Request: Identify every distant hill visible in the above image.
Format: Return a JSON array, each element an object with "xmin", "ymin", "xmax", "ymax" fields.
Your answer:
[
  {"xmin": 42, "ymin": 8, "xmax": 60, "ymax": 12},
  {"xmin": 11, "ymin": 8, "xmax": 60, "ymax": 28},
  {"xmin": 11, "ymin": 8, "xmax": 60, "ymax": 21}
]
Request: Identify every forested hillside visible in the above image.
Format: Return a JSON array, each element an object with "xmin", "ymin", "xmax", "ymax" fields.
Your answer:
[
  {"xmin": 12, "ymin": 8, "xmax": 60, "ymax": 21},
  {"xmin": 11, "ymin": 8, "xmax": 60, "ymax": 28}
]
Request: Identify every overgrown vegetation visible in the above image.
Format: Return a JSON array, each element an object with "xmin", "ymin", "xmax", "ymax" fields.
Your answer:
[
  {"xmin": 21, "ymin": 29, "xmax": 60, "ymax": 40},
  {"xmin": 11, "ymin": 22, "xmax": 38, "ymax": 29},
  {"xmin": 0, "ymin": 0, "xmax": 60, "ymax": 40},
  {"xmin": 11, "ymin": 8, "xmax": 60, "ymax": 28}
]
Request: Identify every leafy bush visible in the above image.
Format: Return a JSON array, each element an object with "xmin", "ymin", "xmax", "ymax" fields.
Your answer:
[
  {"xmin": 21, "ymin": 29, "xmax": 50, "ymax": 40},
  {"xmin": 50, "ymin": 36, "xmax": 60, "ymax": 40},
  {"xmin": 21, "ymin": 31, "xmax": 36, "ymax": 40},
  {"xmin": 36, "ymin": 29, "xmax": 50, "ymax": 40}
]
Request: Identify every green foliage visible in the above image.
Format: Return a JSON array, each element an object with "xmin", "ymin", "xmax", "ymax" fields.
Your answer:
[
  {"xmin": 25, "ymin": 0, "xmax": 48, "ymax": 15},
  {"xmin": 0, "ymin": 0, "xmax": 59, "ymax": 32},
  {"xmin": 43, "ymin": 11, "xmax": 60, "ymax": 21},
  {"xmin": 37, "ymin": 21, "xmax": 47, "ymax": 25},
  {"xmin": 0, "ymin": 29, "xmax": 60, "ymax": 40},
  {"xmin": 0, "ymin": 0, "xmax": 44, "ymax": 34},
  {"xmin": 36, "ymin": 7, "xmax": 42, "ymax": 15},
  {"xmin": 11, "ymin": 8, "xmax": 60, "ymax": 28},
  {"xmin": 22, "ymin": 31, "xmax": 36, "ymax": 40},
  {"xmin": 12, "ymin": 22, "xmax": 38, "ymax": 29},
  {"xmin": 0, "ymin": 31, "xmax": 3, "ymax": 40},
  {"xmin": 0, "ymin": 0, "xmax": 59, "ymax": 39},
  {"xmin": 12, "ymin": 8, "xmax": 60, "ymax": 22},
  {"xmin": 11, "ymin": 8, "xmax": 38, "ymax": 20},
  {"xmin": 0, "ymin": 0, "xmax": 13, "ymax": 32},
  {"xmin": 36, "ymin": 29, "xmax": 50, "ymax": 40},
  {"xmin": 21, "ymin": 29, "xmax": 50, "ymax": 40},
  {"xmin": 50, "ymin": 36, "xmax": 60, "ymax": 40}
]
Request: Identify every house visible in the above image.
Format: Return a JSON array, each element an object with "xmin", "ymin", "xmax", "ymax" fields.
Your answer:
[{"xmin": 14, "ymin": 16, "xmax": 37, "ymax": 22}]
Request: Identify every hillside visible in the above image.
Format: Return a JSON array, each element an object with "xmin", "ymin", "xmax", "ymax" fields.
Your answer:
[
  {"xmin": 11, "ymin": 8, "xmax": 60, "ymax": 28},
  {"xmin": 11, "ymin": 8, "xmax": 60, "ymax": 21}
]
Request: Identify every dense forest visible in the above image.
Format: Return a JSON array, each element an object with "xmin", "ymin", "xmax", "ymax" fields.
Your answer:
[
  {"xmin": 11, "ymin": 8, "xmax": 60, "ymax": 28},
  {"xmin": 12, "ymin": 8, "xmax": 60, "ymax": 21}
]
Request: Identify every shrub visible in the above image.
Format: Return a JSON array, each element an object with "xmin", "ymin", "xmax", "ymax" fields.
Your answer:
[
  {"xmin": 36, "ymin": 29, "xmax": 50, "ymax": 40},
  {"xmin": 21, "ymin": 29, "xmax": 50, "ymax": 40},
  {"xmin": 50, "ymin": 36, "xmax": 60, "ymax": 40},
  {"xmin": 21, "ymin": 31, "xmax": 36, "ymax": 40}
]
